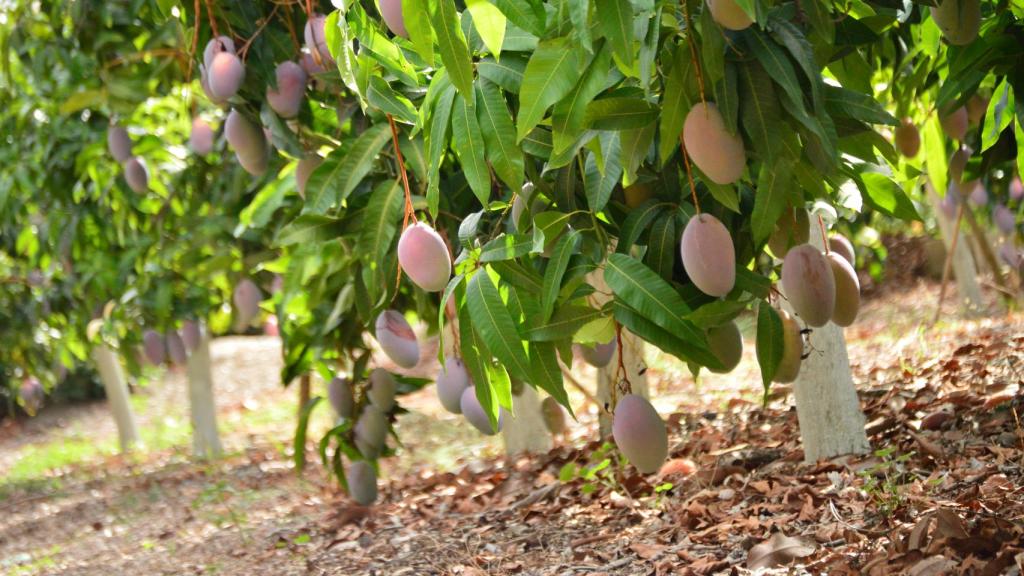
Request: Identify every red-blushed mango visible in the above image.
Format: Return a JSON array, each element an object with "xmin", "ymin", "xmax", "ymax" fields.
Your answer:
[
  {"xmin": 108, "ymin": 126, "xmax": 132, "ymax": 162},
  {"xmin": 949, "ymin": 146, "xmax": 971, "ymax": 184},
  {"xmin": 968, "ymin": 184, "xmax": 987, "ymax": 206},
  {"xmin": 828, "ymin": 234, "xmax": 856, "ymax": 267},
  {"xmin": 828, "ymin": 253, "xmax": 860, "ymax": 327},
  {"xmin": 999, "ymin": 241, "xmax": 1022, "ymax": 268},
  {"xmin": 203, "ymin": 36, "xmax": 236, "ymax": 70},
  {"xmin": 1010, "ymin": 177, "xmax": 1024, "ymax": 201},
  {"xmin": 354, "ymin": 405, "xmax": 388, "ymax": 458},
  {"xmin": 940, "ymin": 106, "xmax": 968, "ymax": 141},
  {"xmin": 966, "ymin": 94, "xmax": 988, "ymax": 126},
  {"xmin": 612, "ymin": 394, "xmax": 668, "ymax": 474},
  {"xmin": 304, "ymin": 15, "xmax": 335, "ymax": 67},
  {"xmin": 368, "ymin": 368, "xmax": 397, "ymax": 412},
  {"xmin": 295, "ymin": 155, "xmax": 322, "ymax": 198},
  {"xmin": 681, "ymin": 213, "xmax": 736, "ymax": 297},
  {"xmin": 461, "ymin": 387, "xmax": 504, "ymax": 435},
  {"xmin": 263, "ymin": 315, "xmax": 278, "ymax": 336},
  {"xmin": 436, "ymin": 357, "xmax": 471, "ymax": 414},
  {"xmin": 166, "ymin": 330, "xmax": 188, "ymax": 366},
  {"xmin": 208, "ymin": 51, "xmax": 245, "ymax": 100},
  {"xmin": 300, "ymin": 52, "xmax": 326, "ymax": 77},
  {"xmin": 181, "ymin": 319, "xmax": 201, "ymax": 352},
  {"xmin": 225, "ymin": 109, "xmax": 268, "ymax": 176},
  {"xmin": 328, "ymin": 376, "xmax": 354, "ymax": 418},
  {"xmin": 682, "ymin": 102, "xmax": 745, "ymax": 185},
  {"xmin": 781, "ymin": 244, "xmax": 836, "ymax": 327},
  {"xmin": 233, "ymin": 278, "xmax": 261, "ymax": 325},
  {"xmin": 576, "ymin": 339, "xmax": 616, "ymax": 368},
  {"xmin": 266, "ymin": 61, "xmax": 307, "ymax": 118},
  {"xmin": 143, "ymin": 329, "xmax": 165, "ymax": 366},
  {"xmin": 199, "ymin": 65, "xmax": 224, "ymax": 105},
  {"xmin": 930, "ymin": 0, "xmax": 980, "ymax": 46},
  {"xmin": 894, "ymin": 118, "xmax": 920, "ymax": 158},
  {"xmin": 375, "ymin": 310, "xmax": 420, "ymax": 368},
  {"xmin": 768, "ymin": 207, "xmax": 809, "ymax": 259},
  {"xmin": 706, "ymin": 0, "xmax": 753, "ymax": 30},
  {"xmin": 541, "ymin": 396, "xmax": 567, "ymax": 435},
  {"xmin": 190, "ymin": 118, "xmax": 214, "ymax": 155},
  {"xmin": 397, "ymin": 222, "xmax": 452, "ymax": 293},
  {"xmin": 994, "ymin": 205, "xmax": 1016, "ymax": 235},
  {"xmin": 19, "ymin": 377, "xmax": 43, "ymax": 416},
  {"xmin": 124, "ymin": 157, "xmax": 149, "ymax": 193},
  {"xmin": 348, "ymin": 461, "xmax": 378, "ymax": 506},
  {"xmin": 772, "ymin": 309, "xmax": 803, "ymax": 383},
  {"xmin": 379, "ymin": 0, "xmax": 408, "ymax": 38},
  {"xmin": 706, "ymin": 321, "xmax": 742, "ymax": 374}
]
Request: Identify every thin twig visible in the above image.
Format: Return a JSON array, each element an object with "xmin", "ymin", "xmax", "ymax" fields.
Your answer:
[{"xmin": 679, "ymin": 135, "xmax": 701, "ymax": 214}]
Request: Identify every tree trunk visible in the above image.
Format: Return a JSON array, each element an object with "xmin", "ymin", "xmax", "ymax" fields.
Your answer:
[
  {"xmin": 501, "ymin": 384, "xmax": 552, "ymax": 455},
  {"xmin": 782, "ymin": 220, "xmax": 870, "ymax": 463},
  {"xmin": 928, "ymin": 182, "xmax": 985, "ymax": 314},
  {"xmin": 92, "ymin": 345, "xmax": 141, "ymax": 452},
  {"xmin": 187, "ymin": 333, "xmax": 222, "ymax": 458}
]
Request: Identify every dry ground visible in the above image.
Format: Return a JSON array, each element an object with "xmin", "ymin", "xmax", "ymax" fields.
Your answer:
[{"xmin": 1, "ymin": 280, "xmax": 1023, "ymax": 575}]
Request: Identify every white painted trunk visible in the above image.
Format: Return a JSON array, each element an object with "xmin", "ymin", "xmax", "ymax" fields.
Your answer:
[
  {"xmin": 781, "ymin": 223, "xmax": 870, "ymax": 463},
  {"xmin": 501, "ymin": 384, "xmax": 552, "ymax": 455},
  {"xmin": 186, "ymin": 334, "xmax": 222, "ymax": 458},
  {"xmin": 927, "ymin": 182, "xmax": 984, "ymax": 314},
  {"xmin": 92, "ymin": 345, "xmax": 141, "ymax": 452}
]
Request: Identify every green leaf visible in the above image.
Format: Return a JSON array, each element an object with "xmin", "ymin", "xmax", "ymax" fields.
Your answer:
[
  {"xmin": 713, "ymin": 63, "xmax": 739, "ymax": 135},
  {"xmin": 541, "ymin": 230, "xmax": 581, "ymax": 322},
  {"xmin": 616, "ymin": 200, "xmax": 666, "ymax": 252},
  {"xmin": 750, "ymin": 160, "xmax": 793, "ymax": 245},
  {"xmin": 478, "ymin": 55, "xmax": 527, "ymax": 93},
  {"xmin": 357, "ymin": 179, "xmax": 404, "ymax": 277},
  {"xmin": 367, "ymin": 77, "xmax": 419, "ymax": 124},
  {"xmin": 522, "ymin": 304, "xmax": 605, "ymax": 341},
  {"xmin": 324, "ymin": 11, "xmax": 361, "ymax": 99},
  {"xmin": 584, "ymin": 97, "xmax": 658, "ymax": 130},
  {"xmin": 755, "ymin": 300, "xmax": 783, "ymax": 390},
  {"xmin": 584, "ymin": 132, "xmax": 622, "ymax": 212},
  {"xmin": 426, "ymin": 80, "xmax": 456, "ymax": 217},
  {"xmin": 479, "ymin": 233, "xmax": 534, "ymax": 262},
  {"xmin": 553, "ymin": 42, "xmax": 611, "ymax": 153},
  {"xmin": 403, "ymin": 0, "xmax": 435, "ymax": 65},
  {"xmin": 923, "ymin": 115, "xmax": 948, "ymax": 199},
  {"xmin": 491, "ymin": 259, "xmax": 544, "ymax": 293},
  {"xmin": 459, "ymin": 302, "xmax": 499, "ymax": 425},
  {"xmin": 437, "ymin": 273, "xmax": 466, "ymax": 365},
  {"xmin": 491, "ymin": 0, "xmax": 545, "ymax": 36},
  {"xmin": 604, "ymin": 253, "xmax": 704, "ymax": 346},
  {"xmin": 981, "ymin": 79, "xmax": 1014, "ymax": 153},
  {"xmin": 856, "ymin": 172, "xmax": 921, "ymax": 222},
  {"xmin": 595, "ymin": 0, "xmax": 633, "ymax": 67},
  {"xmin": 476, "ymin": 80, "xmax": 524, "ymax": 191},
  {"xmin": 517, "ymin": 38, "xmax": 585, "ymax": 141},
  {"xmin": 466, "ymin": 269, "xmax": 533, "ymax": 383},
  {"xmin": 738, "ymin": 59, "xmax": 783, "ymax": 162},
  {"xmin": 612, "ymin": 300, "xmax": 722, "ymax": 368},
  {"xmin": 349, "ymin": 6, "xmax": 420, "ymax": 87},
  {"xmin": 823, "ymin": 86, "xmax": 898, "ymax": 126},
  {"xmin": 769, "ymin": 17, "xmax": 823, "ymax": 112},
  {"xmin": 431, "ymin": 0, "xmax": 475, "ymax": 96},
  {"xmin": 658, "ymin": 42, "xmax": 698, "ymax": 165},
  {"xmin": 685, "ymin": 299, "xmax": 747, "ymax": 328},
  {"xmin": 293, "ymin": 396, "xmax": 322, "ymax": 473},
  {"xmin": 465, "ymin": 0, "xmax": 507, "ymax": 57},
  {"xmin": 699, "ymin": 4, "xmax": 725, "ymax": 87},
  {"xmin": 566, "ymin": 0, "xmax": 592, "ymax": 53},
  {"xmin": 645, "ymin": 212, "xmax": 676, "ymax": 281},
  {"xmin": 451, "ymin": 90, "xmax": 491, "ymax": 206},
  {"xmin": 619, "ymin": 123, "xmax": 656, "ymax": 184},
  {"xmin": 304, "ymin": 124, "xmax": 391, "ymax": 214},
  {"xmin": 529, "ymin": 342, "xmax": 572, "ymax": 413}
]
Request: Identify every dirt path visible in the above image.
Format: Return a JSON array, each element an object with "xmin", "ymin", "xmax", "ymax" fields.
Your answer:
[{"xmin": 1, "ymin": 282, "xmax": 1022, "ymax": 575}]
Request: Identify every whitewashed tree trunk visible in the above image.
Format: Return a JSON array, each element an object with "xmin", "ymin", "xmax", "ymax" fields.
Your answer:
[
  {"xmin": 781, "ymin": 221, "xmax": 870, "ymax": 463},
  {"xmin": 92, "ymin": 345, "xmax": 141, "ymax": 452},
  {"xmin": 186, "ymin": 334, "xmax": 222, "ymax": 458},
  {"xmin": 927, "ymin": 182, "xmax": 984, "ymax": 314},
  {"xmin": 502, "ymin": 384, "xmax": 552, "ymax": 455}
]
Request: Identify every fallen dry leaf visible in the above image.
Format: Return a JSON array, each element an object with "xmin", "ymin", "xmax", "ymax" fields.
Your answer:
[
  {"xmin": 908, "ymin": 555, "xmax": 957, "ymax": 576},
  {"xmin": 746, "ymin": 532, "xmax": 816, "ymax": 569}
]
